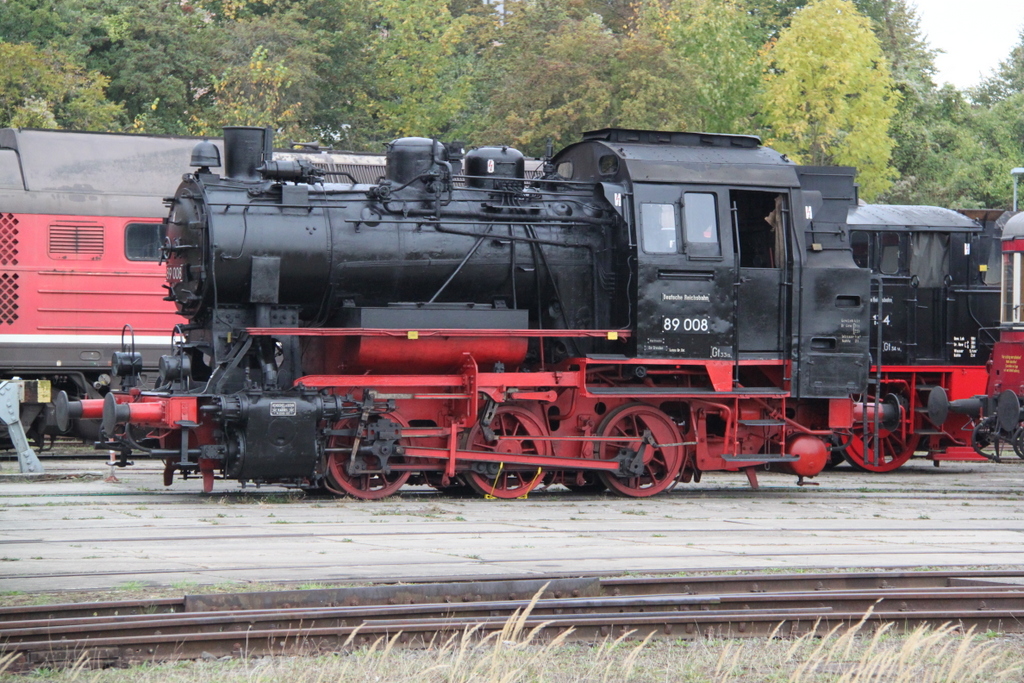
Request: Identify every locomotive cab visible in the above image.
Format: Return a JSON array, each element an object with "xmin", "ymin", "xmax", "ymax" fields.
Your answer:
[
  {"xmin": 841, "ymin": 205, "xmax": 1003, "ymax": 470},
  {"xmin": 551, "ymin": 129, "xmax": 870, "ymax": 398}
]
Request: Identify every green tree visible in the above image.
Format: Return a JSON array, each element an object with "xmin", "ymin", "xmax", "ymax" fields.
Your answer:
[
  {"xmin": 667, "ymin": 0, "xmax": 763, "ymax": 134},
  {"xmin": 761, "ymin": 0, "xmax": 901, "ymax": 199},
  {"xmin": 358, "ymin": 0, "xmax": 482, "ymax": 141},
  {"xmin": 448, "ymin": 0, "xmax": 494, "ymax": 18},
  {"xmin": 0, "ymin": 41, "xmax": 123, "ymax": 130},
  {"xmin": 189, "ymin": 0, "xmax": 279, "ymax": 20},
  {"xmin": 198, "ymin": 10, "xmax": 329, "ymax": 141},
  {"xmin": 79, "ymin": 0, "xmax": 224, "ymax": 134},
  {"xmin": 867, "ymin": 8, "xmax": 1022, "ymax": 208},
  {"xmin": 581, "ymin": 0, "xmax": 638, "ymax": 34},
  {"xmin": 883, "ymin": 85, "xmax": 1023, "ymax": 209},
  {"xmin": 192, "ymin": 46, "xmax": 305, "ymax": 142},
  {"xmin": 614, "ymin": 3, "xmax": 695, "ymax": 133},
  {"xmin": 0, "ymin": 0, "xmax": 80, "ymax": 51},
  {"xmin": 471, "ymin": 10, "xmax": 617, "ymax": 151},
  {"xmin": 972, "ymin": 28, "xmax": 1024, "ymax": 106},
  {"xmin": 856, "ymin": 0, "xmax": 936, "ymax": 90},
  {"xmin": 739, "ymin": 0, "xmax": 806, "ymax": 41},
  {"xmin": 464, "ymin": 0, "xmax": 704, "ymax": 153}
]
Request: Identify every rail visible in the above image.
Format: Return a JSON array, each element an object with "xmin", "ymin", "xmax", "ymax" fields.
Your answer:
[{"xmin": 3, "ymin": 569, "xmax": 1022, "ymax": 670}]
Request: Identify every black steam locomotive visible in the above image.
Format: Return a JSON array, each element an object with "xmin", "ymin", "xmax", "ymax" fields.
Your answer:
[
  {"xmin": 839, "ymin": 205, "xmax": 1003, "ymax": 470},
  {"xmin": 65, "ymin": 126, "xmax": 892, "ymax": 498}
]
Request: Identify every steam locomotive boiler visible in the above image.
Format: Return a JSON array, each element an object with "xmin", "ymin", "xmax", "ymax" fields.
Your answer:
[{"xmin": 65, "ymin": 126, "xmax": 881, "ymax": 498}]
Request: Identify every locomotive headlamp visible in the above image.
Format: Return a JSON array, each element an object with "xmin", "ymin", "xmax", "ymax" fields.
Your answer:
[{"xmin": 1012, "ymin": 167, "xmax": 1024, "ymax": 211}]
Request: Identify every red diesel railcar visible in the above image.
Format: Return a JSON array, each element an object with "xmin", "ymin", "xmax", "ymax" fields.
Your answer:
[
  {"xmin": 0, "ymin": 128, "xmax": 389, "ymax": 446},
  {"xmin": 0, "ymin": 129, "xmax": 202, "ymax": 442}
]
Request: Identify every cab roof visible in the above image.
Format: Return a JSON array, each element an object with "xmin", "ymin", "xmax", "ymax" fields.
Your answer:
[{"xmin": 555, "ymin": 128, "xmax": 800, "ymax": 187}]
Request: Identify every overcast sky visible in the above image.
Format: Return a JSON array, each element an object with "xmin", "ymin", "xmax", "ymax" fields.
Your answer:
[{"xmin": 913, "ymin": 0, "xmax": 1024, "ymax": 89}]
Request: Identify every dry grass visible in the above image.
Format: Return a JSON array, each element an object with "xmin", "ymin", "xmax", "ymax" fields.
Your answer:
[
  {"xmin": 1, "ymin": 626, "xmax": 1019, "ymax": 682},
  {"xmin": 1, "ymin": 593, "xmax": 1021, "ymax": 682}
]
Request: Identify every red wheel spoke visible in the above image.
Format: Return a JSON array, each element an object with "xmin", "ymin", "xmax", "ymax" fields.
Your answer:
[
  {"xmin": 843, "ymin": 391, "xmax": 919, "ymax": 473},
  {"xmin": 465, "ymin": 405, "xmax": 548, "ymax": 499},
  {"xmin": 325, "ymin": 414, "xmax": 411, "ymax": 499},
  {"xmin": 843, "ymin": 429, "xmax": 919, "ymax": 473},
  {"xmin": 594, "ymin": 404, "xmax": 683, "ymax": 498}
]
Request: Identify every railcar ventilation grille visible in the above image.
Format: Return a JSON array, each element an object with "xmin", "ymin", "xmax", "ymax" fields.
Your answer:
[
  {"xmin": 0, "ymin": 273, "xmax": 18, "ymax": 324},
  {"xmin": 48, "ymin": 224, "xmax": 104, "ymax": 258},
  {"xmin": 0, "ymin": 213, "xmax": 18, "ymax": 266}
]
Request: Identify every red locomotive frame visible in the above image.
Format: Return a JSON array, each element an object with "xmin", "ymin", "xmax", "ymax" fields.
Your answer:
[
  {"xmin": 841, "ymin": 365, "xmax": 989, "ymax": 471},
  {"xmin": 81, "ymin": 326, "xmax": 848, "ymax": 497}
]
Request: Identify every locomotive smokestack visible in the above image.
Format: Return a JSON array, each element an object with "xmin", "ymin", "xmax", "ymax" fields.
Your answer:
[{"xmin": 223, "ymin": 126, "xmax": 273, "ymax": 181}]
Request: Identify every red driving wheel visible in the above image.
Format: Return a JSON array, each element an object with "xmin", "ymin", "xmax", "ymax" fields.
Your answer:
[
  {"xmin": 325, "ymin": 412, "xmax": 412, "ymax": 499},
  {"xmin": 594, "ymin": 403, "xmax": 683, "ymax": 497},
  {"xmin": 842, "ymin": 429, "xmax": 920, "ymax": 473},
  {"xmin": 464, "ymin": 405, "xmax": 549, "ymax": 499}
]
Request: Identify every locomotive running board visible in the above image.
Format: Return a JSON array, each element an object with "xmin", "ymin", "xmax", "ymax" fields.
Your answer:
[{"xmin": 246, "ymin": 327, "xmax": 631, "ymax": 340}]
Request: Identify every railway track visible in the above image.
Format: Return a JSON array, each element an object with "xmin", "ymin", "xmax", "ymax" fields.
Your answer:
[{"xmin": 2, "ymin": 570, "xmax": 1022, "ymax": 670}]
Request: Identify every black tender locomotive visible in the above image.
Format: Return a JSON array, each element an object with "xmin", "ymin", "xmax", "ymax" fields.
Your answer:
[
  {"xmin": 839, "ymin": 205, "xmax": 1003, "ymax": 470},
  {"xmin": 65, "ymin": 126, "xmax": 902, "ymax": 497}
]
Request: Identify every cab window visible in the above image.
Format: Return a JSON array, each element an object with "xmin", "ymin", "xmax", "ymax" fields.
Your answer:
[
  {"xmin": 682, "ymin": 192, "xmax": 719, "ymax": 254},
  {"xmin": 730, "ymin": 190, "xmax": 781, "ymax": 266},
  {"xmin": 640, "ymin": 203, "xmax": 677, "ymax": 253}
]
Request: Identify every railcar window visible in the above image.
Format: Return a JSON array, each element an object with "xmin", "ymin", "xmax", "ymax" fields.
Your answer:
[
  {"xmin": 640, "ymin": 203, "xmax": 678, "ymax": 253},
  {"xmin": 125, "ymin": 222, "xmax": 166, "ymax": 261},
  {"xmin": 879, "ymin": 232, "xmax": 902, "ymax": 275},
  {"xmin": 985, "ymin": 239, "xmax": 1002, "ymax": 286},
  {"xmin": 1004, "ymin": 253, "xmax": 1021, "ymax": 323},
  {"xmin": 1018, "ymin": 254, "xmax": 1024, "ymax": 324},
  {"xmin": 851, "ymin": 231, "xmax": 869, "ymax": 268},
  {"xmin": 1002, "ymin": 253, "xmax": 1021, "ymax": 323},
  {"xmin": 556, "ymin": 161, "xmax": 573, "ymax": 179}
]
